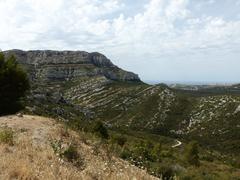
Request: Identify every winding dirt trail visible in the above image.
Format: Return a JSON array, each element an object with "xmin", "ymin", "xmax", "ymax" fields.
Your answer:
[{"xmin": 172, "ymin": 140, "xmax": 182, "ymax": 148}]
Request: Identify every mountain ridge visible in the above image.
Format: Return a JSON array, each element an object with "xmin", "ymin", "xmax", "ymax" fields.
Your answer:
[{"xmin": 3, "ymin": 49, "xmax": 141, "ymax": 82}]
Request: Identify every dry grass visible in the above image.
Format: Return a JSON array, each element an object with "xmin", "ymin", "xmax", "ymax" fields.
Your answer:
[
  {"xmin": 0, "ymin": 115, "xmax": 158, "ymax": 180},
  {"xmin": 0, "ymin": 127, "xmax": 14, "ymax": 145}
]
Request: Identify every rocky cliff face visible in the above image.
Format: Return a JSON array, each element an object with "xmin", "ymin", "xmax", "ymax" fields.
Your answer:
[{"xmin": 3, "ymin": 50, "xmax": 140, "ymax": 82}]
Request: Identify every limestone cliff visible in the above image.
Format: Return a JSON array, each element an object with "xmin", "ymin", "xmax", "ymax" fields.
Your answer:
[{"xmin": 3, "ymin": 50, "xmax": 140, "ymax": 82}]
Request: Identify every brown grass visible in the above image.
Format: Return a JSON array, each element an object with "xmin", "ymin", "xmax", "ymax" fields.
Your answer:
[{"xmin": 0, "ymin": 115, "xmax": 158, "ymax": 180}]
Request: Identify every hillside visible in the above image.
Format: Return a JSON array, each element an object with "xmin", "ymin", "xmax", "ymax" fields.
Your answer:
[
  {"xmin": 25, "ymin": 74, "xmax": 240, "ymax": 154},
  {"xmin": 2, "ymin": 49, "xmax": 240, "ymax": 179},
  {"xmin": 0, "ymin": 115, "xmax": 156, "ymax": 180}
]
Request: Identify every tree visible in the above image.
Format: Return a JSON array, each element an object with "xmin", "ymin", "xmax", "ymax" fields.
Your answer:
[
  {"xmin": 133, "ymin": 140, "xmax": 154, "ymax": 161},
  {"xmin": 0, "ymin": 53, "xmax": 30, "ymax": 115},
  {"xmin": 184, "ymin": 141, "xmax": 200, "ymax": 166},
  {"xmin": 152, "ymin": 143, "xmax": 162, "ymax": 162},
  {"xmin": 111, "ymin": 134, "xmax": 127, "ymax": 147},
  {"xmin": 92, "ymin": 121, "xmax": 109, "ymax": 139},
  {"xmin": 155, "ymin": 164, "xmax": 175, "ymax": 180}
]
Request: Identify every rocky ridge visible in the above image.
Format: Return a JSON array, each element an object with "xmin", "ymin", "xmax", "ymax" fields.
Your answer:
[{"xmin": 3, "ymin": 50, "xmax": 140, "ymax": 82}]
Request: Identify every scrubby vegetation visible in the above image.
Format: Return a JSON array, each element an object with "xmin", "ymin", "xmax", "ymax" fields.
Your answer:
[
  {"xmin": 50, "ymin": 139, "xmax": 84, "ymax": 168},
  {"xmin": 184, "ymin": 141, "xmax": 200, "ymax": 167},
  {"xmin": 91, "ymin": 121, "xmax": 109, "ymax": 139},
  {"xmin": 0, "ymin": 53, "xmax": 29, "ymax": 115},
  {"xmin": 0, "ymin": 115, "xmax": 156, "ymax": 179},
  {"xmin": 5, "ymin": 60, "xmax": 236, "ymax": 179},
  {"xmin": 0, "ymin": 127, "xmax": 14, "ymax": 145},
  {"xmin": 23, "ymin": 77, "xmax": 240, "ymax": 179}
]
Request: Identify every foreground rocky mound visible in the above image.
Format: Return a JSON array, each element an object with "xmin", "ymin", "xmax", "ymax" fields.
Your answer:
[
  {"xmin": 0, "ymin": 115, "xmax": 157, "ymax": 180},
  {"xmin": 3, "ymin": 50, "xmax": 140, "ymax": 82}
]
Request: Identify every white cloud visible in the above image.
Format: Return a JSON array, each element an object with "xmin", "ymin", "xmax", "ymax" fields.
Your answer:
[
  {"xmin": 108, "ymin": 0, "xmax": 240, "ymax": 58},
  {"xmin": 0, "ymin": 0, "xmax": 123, "ymax": 49},
  {"xmin": 0, "ymin": 0, "xmax": 239, "ymax": 82},
  {"xmin": 1, "ymin": 0, "xmax": 239, "ymax": 53}
]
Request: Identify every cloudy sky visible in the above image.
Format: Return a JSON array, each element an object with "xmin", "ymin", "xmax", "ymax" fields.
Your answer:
[{"xmin": 0, "ymin": 0, "xmax": 240, "ymax": 83}]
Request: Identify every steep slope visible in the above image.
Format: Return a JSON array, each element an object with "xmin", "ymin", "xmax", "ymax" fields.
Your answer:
[{"xmin": 0, "ymin": 115, "xmax": 157, "ymax": 180}]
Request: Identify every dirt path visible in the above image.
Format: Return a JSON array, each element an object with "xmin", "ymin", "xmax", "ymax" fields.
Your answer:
[{"xmin": 172, "ymin": 140, "xmax": 182, "ymax": 148}]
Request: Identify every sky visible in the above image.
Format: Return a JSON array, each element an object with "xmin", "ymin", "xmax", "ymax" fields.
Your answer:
[{"xmin": 0, "ymin": 0, "xmax": 240, "ymax": 83}]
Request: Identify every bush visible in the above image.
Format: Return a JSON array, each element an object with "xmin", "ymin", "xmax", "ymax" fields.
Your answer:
[
  {"xmin": 0, "ymin": 53, "xmax": 30, "ymax": 115},
  {"xmin": 62, "ymin": 145, "xmax": 79, "ymax": 162},
  {"xmin": 184, "ymin": 141, "xmax": 200, "ymax": 166},
  {"xmin": 160, "ymin": 150, "xmax": 173, "ymax": 158},
  {"xmin": 0, "ymin": 128, "xmax": 14, "ymax": 145},
  {"xmin": 51, "ymin": 140, "xmax": 84, "ymax": 168},
  {"xmin": 120, "ymin": 147, "xmax": 132, "ymax": 159},
  {"xmin": 132, "ymin": 140, "xmax": 154, "ymax": 162},
  {"xmin": 152, "ymin": 143, "xmax": 162, "ymax": 162},
  {"xmin": 201, "ymin": 154, "xmax": 214, "ymax": 162},
  {"xmin": 153, "ymin": 164, "xmax": 175, "ymax": 180},
  {"xmin": 92, "ymin": 121, "xmax": 109, "ymax": 139},
  {"xmin": 50, "ymin": 139, "xmax": 63, "ymax": 155},
  {"xmin": 111, "ymin": 134, "xmax": 127, "ymax": 147},
  {"xmin": 62, "ymin": 145, "xmax": 84, "ymax": 168},
  {"xmin": 230, "ymin": 158, "xmax": 240, "ymax": 168}
]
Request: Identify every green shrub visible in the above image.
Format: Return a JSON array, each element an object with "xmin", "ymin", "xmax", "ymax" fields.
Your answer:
[
  {"xmin": 201, "ymin": 154, "xmax": 214, "ymax": 162},
  {"xmin": 62, "ymin": 145, "xmax": 79, "ymax": 162},
  {"xmin": 132, "ymin": 141, "xmax": 152, "ymax": 161},
  {"xmin": 50, "ymin": 139, "xmax": 63, "ymax": 155},
  {"xmin": 230, "ymin": 158, "xmax": 240, "ymax": 168},
  {"xmin": 62, "ymin": 145, "xmax": 84, "ymax": 167},
  {"xmin": 120, "ymin": 147, "xmax": 132, "ymax": 159},
  {"xmin": 152, "ymin": 143, "xmax": 162, "ymax": 162},
  {"xmin": 154, "ymin": 164, "xmax": 175, "ymax": 180},
  {"xmin": 160, "ymin": 150, "xmax": 172, "ymax": 158},
  {"xmin": 50, "ymin": 139, "xmax": 84, "ymax": 167},
  {"xmin": 92, "ymin": 121, "xmax": 109, "ymax": 139},
  {"xmin": 184, "ymin": 141, "xmax": 200, "ymax": 166},
  {"xmin": 111, "ymin": 134, "xmax": 127, "ymax": 147},
  {"xmin": 0, "ymin": 128, "xmax": 14, "ymax": 145},
  {"xmin": 127, "ymin": 140, "xmax": 158, "ymax": 165}
]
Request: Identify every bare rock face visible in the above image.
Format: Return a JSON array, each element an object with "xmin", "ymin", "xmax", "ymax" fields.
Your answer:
[{"xmin": 3, "ymin": 50, "xmax": 140, "ymax": 82}]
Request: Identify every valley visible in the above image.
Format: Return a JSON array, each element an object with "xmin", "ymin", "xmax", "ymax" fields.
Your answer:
[{"xmin": 1, "ymin": 49, "xmax": 240, "ymax": 179}]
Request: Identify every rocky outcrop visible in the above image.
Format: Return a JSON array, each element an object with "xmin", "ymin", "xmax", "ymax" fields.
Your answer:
[{"xmin": 3, "ymin": 50, "xmax": 140, "ymax": 82}]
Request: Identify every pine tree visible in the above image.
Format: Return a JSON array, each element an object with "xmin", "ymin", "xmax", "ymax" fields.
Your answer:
[
  {"xmin": 0, "ymin": 53, "xmax": 30, "ymax": 115},
  {"xmin": 92, "ymin": 121, "xmax": 109, "ymax": 139},
  {"xmin": 184, "ymin": 141, "xmax": 200, "ymax": 166}
]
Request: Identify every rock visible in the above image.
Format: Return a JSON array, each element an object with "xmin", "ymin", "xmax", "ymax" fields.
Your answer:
[
  {"xmin": 53, "ymin": 107, "xmax": 65, "ymax": 116},
  {"xmin": 33, "ymin": 94, "xmax": 46, "ymax": 101},
  {"xmin": 3, "ymin": 50, "xmax": 141, "ymax": 82},
  {"xmin": 234, "ymin": 105, "xmax": 240, "ymax": 114},
  {"xmin": 89, "ymin": 52, "xmax": 114, "ymax": 67},
  {"xmin": 16, "ymin": 113, "xmax": 23, "ymax": 117}
]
